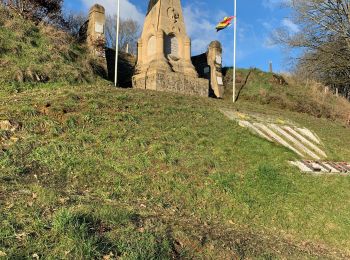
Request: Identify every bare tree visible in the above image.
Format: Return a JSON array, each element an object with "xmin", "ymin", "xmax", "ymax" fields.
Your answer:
[
  {"xmin": 275, "ymin": 0, "xmax": 350, "ymax": 99},
  {"xmin": 105, "ymin": 14, "xmax": 140, "ymax": 54},
  {"xmin": 290, "ymin": 0, "xmax": 350, "ymax": 47},
  {"xmin": 1, "ymin": 0, "xmax": 63, "ymax": 23},
  {"xmin": 63, "ymin": 12, "xmax": 87, "ymax": 37}
]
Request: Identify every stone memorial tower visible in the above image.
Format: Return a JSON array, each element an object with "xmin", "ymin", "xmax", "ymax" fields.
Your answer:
[{"xmin": 132, "ymin": 0, "xmax": 209, "ymax": 97}]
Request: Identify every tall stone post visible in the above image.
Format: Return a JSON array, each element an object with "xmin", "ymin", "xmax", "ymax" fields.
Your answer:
[
  {"xmin": 156, "ymin": 31, "xmax": 164, "ymax": 58},
  {"xmin": 87, "ymin": 4, "xmax": 106, "ymax": 57},
  {"xmin": 269, "ymin": 61, "xmax": 273, "ymax": 73},
  {"xmin": 207, "ymin": 41, "xmax": 224, "ymax": 98}
]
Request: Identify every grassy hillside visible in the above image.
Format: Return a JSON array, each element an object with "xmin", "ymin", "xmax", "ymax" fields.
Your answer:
[
  {"xmin": 223, "ymin": 68, "xmax": 350, "ymax": 123},
  {"xmin": 1, "ymin": 6, "xmax": 350, "ymax": 258},
  {"xmin": 1, "ymin": 79, "xmax": 350, "ymax": 259},
  {"xmin": 0, "ymin": 6, "xmax": 101, "ymax": 93}
]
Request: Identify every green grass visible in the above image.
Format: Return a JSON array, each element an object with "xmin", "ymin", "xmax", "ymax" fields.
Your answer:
[
  {"xmin": 0, "ymin": 6, "xmax": 101, "ymax": 90},
  {"xmin": 1, "ymin": 6, "xmax": 350, "ymax": 258},
  {"xmin": 1, "ymin": 79, "xmax": 350, "ymax": 259},
  {"xmin": 223, "ymin": 68, "xmax": 350, "ymax": 123}
]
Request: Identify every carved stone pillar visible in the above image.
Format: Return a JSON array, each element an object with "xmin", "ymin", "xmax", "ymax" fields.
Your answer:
[
  {"xmin": 184, "ymin": 37, "xmax": 191, "ymax": 62},
  {"xmin": 135, "ymin": 39, "xmax": 143, "ymax": 73},
  {"xmin": 183, "ymin": 37, "xmax": 198, "ymax": 77},
  {"xmin": 137, "ymin": 39, "xmax": 143, "ymax": 64},
  {"xmin": 154, "ymin": 31, "xmax": 171, "ymax": 71}
]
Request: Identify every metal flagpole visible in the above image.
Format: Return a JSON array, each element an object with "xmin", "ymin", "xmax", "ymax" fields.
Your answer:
[
  {"xmin": 114, "ymin": 0, "xmax": 120, "ymax": 87},
  {"xmin": 233, "ymin": 0, "xmax": 237, "ymax": 103}
]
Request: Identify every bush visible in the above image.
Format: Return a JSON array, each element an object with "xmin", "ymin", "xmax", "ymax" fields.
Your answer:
[
  {"xmin": 1, "ymin": 0, "xmax": 63, "ymax": 24},
  {"xmin": 223, "ymin": 68, "xmax": 350, "ymax": 123}
]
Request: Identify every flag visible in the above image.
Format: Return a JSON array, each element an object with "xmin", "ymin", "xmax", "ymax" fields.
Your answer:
[{"xmin": 216, "ymin": 16, "xmax": 235, "ymax": 32}]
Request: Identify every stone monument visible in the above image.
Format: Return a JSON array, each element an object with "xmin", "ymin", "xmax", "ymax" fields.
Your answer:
[
  {"xmin": 132, "ymin": 0, "xmax": 209, "ymax": 97},
  {"xmin": 207, "ymin": 41, "xmax": 224, "ymax": 98},
  {"xmin": 86, "ymin": 4, "xmax": 106, "ymax": 57},
  {"xmin": 192, "ymin": 41, "xmax": 224, "ymax": 98}
]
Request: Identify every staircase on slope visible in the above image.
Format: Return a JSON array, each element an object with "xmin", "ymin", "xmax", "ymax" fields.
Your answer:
[{"xmin": 221, "ymin": 109, "xmax": 327, "ymax": 161}]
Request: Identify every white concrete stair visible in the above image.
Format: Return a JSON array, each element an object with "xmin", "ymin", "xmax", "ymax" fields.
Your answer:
[
  {"xmin": 220, "ymin": 109, "xmax": 327, "ymax": 160},
  {"xmin": 239, "ymin": 121, "xmax": 273, "ymax": 142},
  {"xmin": 295, "ymin": 128, "xmax": 321, "ymax": 144},
  {"xmin": 253, "ymin": 122, "xmax": 305, "ymax": 157},
  {"xmin": 282, "ymin": 126, "xmax": 327, "ymax": 158},
  {"xmin": 238, "ymin": 121, "xmax": 326, "ymax": 160},
  {"xmin": 270, "ymin": 124, "xmax": 321, "ymax": 160}
]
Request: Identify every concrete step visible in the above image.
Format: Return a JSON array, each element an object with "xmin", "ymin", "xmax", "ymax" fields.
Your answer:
[
  {"xmin": 239, "ymin": 121, "xmax": 273, "ymax": 142},
  {"xmin": 269, "ymin": 124, "xmax": 321, "ymax": 160},
  {"xmin": 252, "ymin": 122, "xmax": 305, "ymax": 157},
  {"xmin": 282, "ymin": 126, "xmax": 327, "ymax": 158},
  {"xmin": 290, "ymin": 161, "xmax": 350, "ymax": 175},
  {"xmin": 294, "ymin": 127, "xmax": 321, "ymax": 144},
  {"xmin": 220, "ymin": 109, "xmax": 327, "ymax": 160},
  {"xmin": 240, "ymin": 121, "xmax": 326, "ymax": 160}
]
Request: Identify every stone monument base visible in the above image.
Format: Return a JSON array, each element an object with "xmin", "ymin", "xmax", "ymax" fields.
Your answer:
[{"xmin": 132, "ymin": 71, "xmax": 209, "ymax": 97}]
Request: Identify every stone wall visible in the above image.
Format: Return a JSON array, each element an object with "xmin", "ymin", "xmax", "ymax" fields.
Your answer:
[
  {"xmin": 133, "ymin": 71, "xmax": 208, "ymax": 97},
  {"xmin": 191, "ymin": 53, "xmax": 209, "ymax": 79},
  {"xmin": 105, "ymin": 49, "xmax": 136, "ymax": 87}
]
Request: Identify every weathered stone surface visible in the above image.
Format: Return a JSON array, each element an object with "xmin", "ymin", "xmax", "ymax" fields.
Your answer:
[
  {"xmin": 133, "ymin": 71, "xmax": 208, "ymax": 97},
  {"xmin": 133, "ymin": 0, "xmax": 208, "ymax": 96},
  {"xmin": 192, "ymin": 41, "xmax": 224, "ymax": 98},
  {"xmin": 86, "ymin": 4, "xmax": 106, "ymax": 57},
  {"xmin": 207, "ymin": 41, "xmax": 224, "ymax": 98}
]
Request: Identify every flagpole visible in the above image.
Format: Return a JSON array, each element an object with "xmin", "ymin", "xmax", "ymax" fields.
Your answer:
[
  {"xmin": 114, "ymin": 0, "xmax": 120, "ymax": 87},
  {"xmin": 233, "ymin": 0, "xmax": 237, "ymax": 103}
]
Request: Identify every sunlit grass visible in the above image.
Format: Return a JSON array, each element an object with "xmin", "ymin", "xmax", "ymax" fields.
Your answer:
[{"xmin": 1, "ymin": 80, "xmax": 350, "ymax": 258}]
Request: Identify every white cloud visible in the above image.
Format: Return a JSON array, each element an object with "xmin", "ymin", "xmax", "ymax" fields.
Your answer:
[
  {"xmin": 281, "ymin": 18, "xmax": 300, "ymax": 33},
  {"xmin": 81, "ymin": 0, "xmax": 144, "ymax": 24},
  {"xmin": 263, "ymin": 36, "xmax": 276, "ymax": 49},
  {"xmin": 183, "ymin": 3, "xmax": 222, "ymax": 55},
  {"xmin": 182, "ymin": 2, "xmax": 238, "ymax": 62},
  {"xmin": 262, "ymin": 0, "xmax": 290, "ymax": 10}
]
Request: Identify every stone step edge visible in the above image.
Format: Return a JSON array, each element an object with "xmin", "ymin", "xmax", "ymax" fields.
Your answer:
[
  {"xmin": 290, "ymin": 161, "xmax": 350, "ymax": 174},
  {"xmin": 239, "ymin": 120, "xmax": 326, "ymax": 160}
]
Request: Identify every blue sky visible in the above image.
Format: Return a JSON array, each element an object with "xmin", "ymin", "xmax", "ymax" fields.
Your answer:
[{"xmin": 63, "ymin": 0, "xmax": 297, "ymax": 72}]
